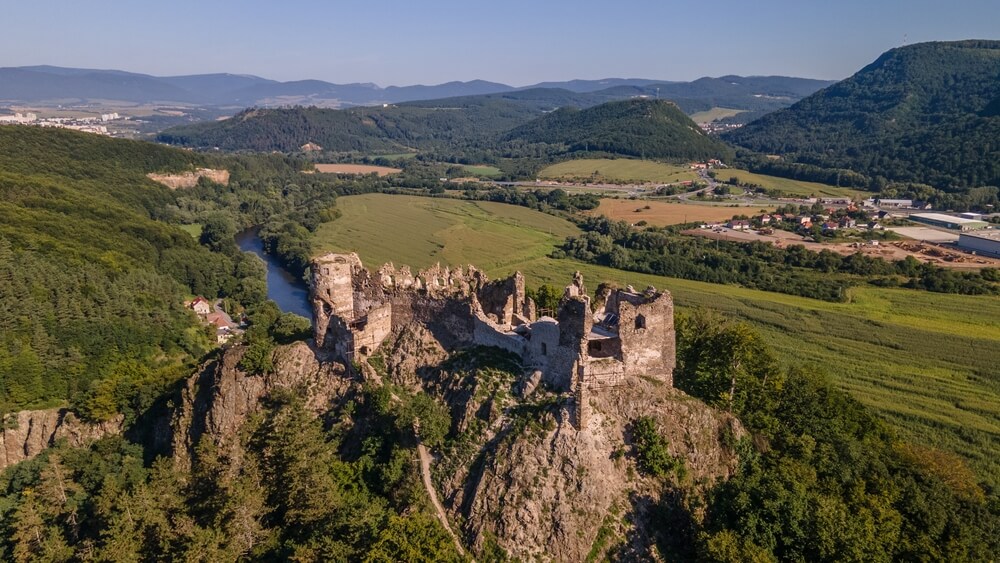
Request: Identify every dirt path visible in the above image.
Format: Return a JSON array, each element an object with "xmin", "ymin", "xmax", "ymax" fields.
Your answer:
[{"xmin": 417, "ymin": 443, "xmax": 471, "ymax": 560}]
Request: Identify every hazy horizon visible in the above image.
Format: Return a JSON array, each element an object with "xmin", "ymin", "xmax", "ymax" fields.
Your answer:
[{"xmin": 1, "ymin": 0, "xmax": 999, "ymax": 87}]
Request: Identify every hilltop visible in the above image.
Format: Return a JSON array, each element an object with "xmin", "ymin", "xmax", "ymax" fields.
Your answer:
[
  {"xmin": 157, "ymin": 96, "xmax": 733, "ymax": 161},
  {"xmin": 724, "ymin": 40, "xmax": 1000, "ymax": 189},
  {"xmin": 505, "ymin": 98, "xmax": 733, "ymax": 161}
]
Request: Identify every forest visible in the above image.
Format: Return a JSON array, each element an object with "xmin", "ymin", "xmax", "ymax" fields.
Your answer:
[{"xmin": 725, "ymin": 40, "xmax": 1000, "ymax": 191}]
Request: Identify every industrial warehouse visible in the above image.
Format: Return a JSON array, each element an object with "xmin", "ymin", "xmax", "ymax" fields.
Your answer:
[
  {"xmin": 910, "ymin": 212, "xmax": 989, "ymax": 231},
  {"xmin": 957, "ymin": 230, "xmax": 1000, "ymax": 258}
]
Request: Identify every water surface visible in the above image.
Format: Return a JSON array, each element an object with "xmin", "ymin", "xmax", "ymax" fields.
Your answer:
[{"xmin": 235, "ymin": 228, "xmax": 313, "ymax": 319}]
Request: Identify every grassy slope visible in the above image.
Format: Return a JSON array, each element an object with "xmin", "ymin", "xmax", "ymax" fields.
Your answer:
[
  {"xmin": 689, "ymin": 107, "xmax": 746, "ymax": 122},
  {"xmin": 312, "ymin": 194, "xmax": 1000, "ymax": 485},
  {"xmin": 461, "ymin": 164, "xmax": 502, "ymax": 178},
  {"xmin": 723, "ymin": 169, "xmax": 865, "ymax": 198},
  {"xmin": 312, "ymin": 194, "xmax": 577, "ymax": 271},
  {"xmin": 539, "ymin": 158, "xmax": 699, "ymax": 184}
]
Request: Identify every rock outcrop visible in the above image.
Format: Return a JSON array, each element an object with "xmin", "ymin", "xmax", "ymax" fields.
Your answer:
[
  {"xmin": 147, "ymin": 168, "xmax": 230, "ymax": 190},
  {"xmin": 0, "ymin": 409, "xmax": 123, "ymax": 470},
  {"xmin": 169, "ymin": 341, "xmax": 352, "ymax": 469},
  {"xmin": 436, "ymin": 377, "xmax": 742, "ymax": 561}
]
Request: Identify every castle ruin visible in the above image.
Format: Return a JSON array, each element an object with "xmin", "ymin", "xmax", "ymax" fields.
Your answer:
[{"xmin": 311, "ymin": 254, "xmax": 675, "ymax": 429}]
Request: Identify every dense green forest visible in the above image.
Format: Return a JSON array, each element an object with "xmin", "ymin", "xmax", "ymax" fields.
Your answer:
[
  {"xmin": 0, "ymin": 127, "xmax": 267, "ymax": 418},
  {"xmin": 156, "ymin": 97, "xmax": 732, "ymax": 165},
  {"xmin": 725, "ymin": 40, "xmax": 1000, "ymax": 190},
  {"xmin": 503, "ymin": 99, "xmax": 733, "ymax": 161},
  {"xmin": 668, "ymin": 312, "xmax": 1000, "ymax": 561},
  {"xmin": 155, "ymin": 99, "xmax": 553, "ymax": 153}
]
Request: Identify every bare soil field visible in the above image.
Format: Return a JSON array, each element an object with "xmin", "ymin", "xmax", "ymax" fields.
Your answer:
[
  {"xmin": 684, "ymin": 228, "xmax": 1000, "ymax": 269},
  {"xmin": 591, "ymin": 198, "xmax": 770, "ymax": 226},
  {"xmin": 314, "ymin": 164, "xmax": 401, "ymax": 176}
]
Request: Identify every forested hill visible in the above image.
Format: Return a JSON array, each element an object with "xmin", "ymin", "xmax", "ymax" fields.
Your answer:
[
  {"xmin": 0, "ymin": 126, "xmax": 263, "ymax": 419},
  {"xmin": 505, "ymin": 99, "xmax": 733, "ymax": 161},
  {"xmin": 724, "ymin": 40, "xmax": 1000, "ymax": 190},
  {"xmin": 156, "ymin": 99, "xmax": 549, "ymax": 152}
]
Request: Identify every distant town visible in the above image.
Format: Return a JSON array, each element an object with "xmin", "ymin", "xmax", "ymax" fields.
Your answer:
[{"xmin": 0, "ymin": 111, "xmax": 123, "ymax": 135}]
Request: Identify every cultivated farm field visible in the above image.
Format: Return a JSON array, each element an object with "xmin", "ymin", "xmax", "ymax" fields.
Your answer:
[
  {"xmin": 723, "ymin": 168, "xmax": 864, "ymax": 198},
  {"xmin": 538, "ymin": 158, "xmax": 700, "ymax": 184},
  {"xmin": 313, "ymin": 193, "xmax": 1000, "ymax": 486},
  {"xmin": 689, "ymin": 107, "xmax": 747, "ymax": 122},
  {"xmin": 591, "ymin": 198, "xmax": 772, "ymax": 226},
  {"xmin": 314, "ymin": 163, "xmax": 401, "ymax": 176},
  {"xmin": 312, "ymin": 194, "xmax": 577, "ymax": 272}
]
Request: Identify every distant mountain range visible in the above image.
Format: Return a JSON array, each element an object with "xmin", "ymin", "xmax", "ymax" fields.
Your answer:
[
  {"xmin": 0, "ymin": 65, "xmax": 834, "ymax": 111},
  {"xmin": 724, "ymin": 40, "xmax": 1000, "ymax": 189}
]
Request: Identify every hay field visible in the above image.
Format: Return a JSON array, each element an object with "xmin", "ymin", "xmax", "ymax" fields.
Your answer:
[
  {"xmin": 591, "ymin": 198, "xmax": 771, "ymax": 226},
  {"xmin": 311, "ymin": 193, "xmax": 1000, "ymax": 485},
  {"xmin": 724, "ymin": 169, "xmax": 864, "ymax": 198},
  {"xmin": 689, "ymin": 107, "xmax": 746, "ymax": 122},
  {"xmin": 314, "ymin": 163, "xmax": 401, "ymax": 176},
  {"xmin": 539, "ymin": 158, "xmax": 699, "ymax": 184},
  {"xmin": 312, "ymin": 194, "xmax": 578, "ymax": 271}
]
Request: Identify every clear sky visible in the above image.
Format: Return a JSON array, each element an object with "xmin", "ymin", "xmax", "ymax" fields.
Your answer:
[{"xmin": 2, "ymin": 0, "xmax": 999, "ymax": 86}]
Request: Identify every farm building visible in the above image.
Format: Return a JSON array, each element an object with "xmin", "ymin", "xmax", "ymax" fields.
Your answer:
[
  {"xmin": 957, "ymin": 230, "xmax": 1000, "ymax": 258},
  {"xmin": 910, "ymin": 213, "xmax": 988, "ymax": 231}
]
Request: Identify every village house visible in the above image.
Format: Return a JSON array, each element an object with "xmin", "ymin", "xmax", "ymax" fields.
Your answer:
[
  {"xmin": 839, "ymin": 217, "xmax": 857, "ymax": 228},
  {"xmin": 188, "ymin": 297, "xmax": 212, "ymax": 316}
]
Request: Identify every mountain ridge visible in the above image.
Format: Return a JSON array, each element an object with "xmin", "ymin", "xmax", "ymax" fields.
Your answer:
[
  {"xmin": 0, "ymin": 64, "xmax": 834, "ymax": 109},
  {"xmin": 723, "ymin": 40, "xmax": 1000, "ymax": 189}
]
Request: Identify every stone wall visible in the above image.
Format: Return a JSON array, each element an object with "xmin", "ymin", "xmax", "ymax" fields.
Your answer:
[
  {"xmin": 308, "ymin": 255, "xmax": 677, "ymax": 430},
  {"xmin": 617, "ymin": 292, "xmax": 675, "ymax": 385}
]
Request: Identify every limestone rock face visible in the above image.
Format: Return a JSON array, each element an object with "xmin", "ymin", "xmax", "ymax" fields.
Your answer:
[
  {"xmin": 0, "ymin": 409, "xmax": 123, "ymax": 470},
  {"xmin": 170, "ymin": 341, "xmax": 351, "ymax": 469},
  {"xmin": 439, "ymin": 379, "xmax": 743, "ymax": 561}
]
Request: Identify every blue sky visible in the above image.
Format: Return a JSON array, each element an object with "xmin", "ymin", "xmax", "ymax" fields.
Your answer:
[{"xmin": 2, "ymin": 0, "xmax": 999, "ymax": 85}]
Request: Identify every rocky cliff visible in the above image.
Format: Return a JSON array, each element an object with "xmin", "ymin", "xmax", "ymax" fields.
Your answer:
[
  {"xmin": 432, "ymin": 368, "xmax": 742, "ymax": 561},
  {"xmin": 168, "ymin": 341, "xmax": 352, "ymax": 469},
  {"xmin": 0, "ymin": 409, "xmax": 123, "ymax": 470}
]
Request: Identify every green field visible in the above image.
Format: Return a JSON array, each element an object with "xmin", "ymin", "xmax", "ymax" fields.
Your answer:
[
  {"xmin": 689, "ymin": 107, "xmax": 747, "ymax": 122},
  {"xmin": 724, "ymin": 169, "xmax": 865, "ymax": 198},
  {"xmin": 461, "ymin": 164, "xmax": 502, "ymax": 178},
  {"xmin": 312, "ymin": 194, "xmax": 577, "ymax": 271},
  {"xmin": 538, "ymin": 158, "xmax": 700, "ymax": 184},
  {"xmin": 313, "ymin": 194, "xmax": 1000, "ymax": 486},
  {"xmin": 179, "ymin": 223, "xmax": 202, "ymax": 239}
]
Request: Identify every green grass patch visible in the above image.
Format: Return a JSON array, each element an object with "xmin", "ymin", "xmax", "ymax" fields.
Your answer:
[
  {"xmin": 539, "ymin": 158, "xmax": 699, "ymax": 184},
  {"xmin": 723, "ymin": 169, "xmax": 864, "ymax": 198},
  {"xmin": 689, "ymin": 107, "xmax": 746, "ymax": 122},
  {"xmin": 461, "ymin": 164, "xmax": 502, "ymax": 178},
  {"xmin": 311, "ymin": 194, "xmax": 1000, "ymax": 487},
  {"xmin": 179, "ymin": 223, "xmax": 203, "ymax": 239}
]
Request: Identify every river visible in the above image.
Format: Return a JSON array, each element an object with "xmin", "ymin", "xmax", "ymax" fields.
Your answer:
[{"xmin": 235, "ymin": 228, "xmax": 313, "ymax": 319}]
